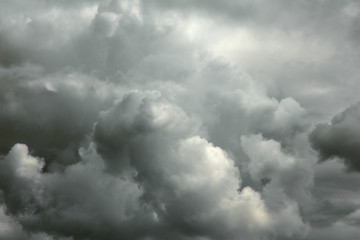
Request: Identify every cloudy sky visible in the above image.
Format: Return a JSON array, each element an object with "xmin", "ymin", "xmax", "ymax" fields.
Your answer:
[{"xmin": 1, "ymin": 0, "xmax": 360, "ymax": 239}]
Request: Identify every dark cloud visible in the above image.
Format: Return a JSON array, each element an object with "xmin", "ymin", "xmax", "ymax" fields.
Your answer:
[
  {"xmin": 0, "ymin": 143, "xmax": 154, "ymax": 240},
  {"xmin": 310, "ymin": 102, "xmax": 360, "ymax": 171},
  {"xmin": 0, "ymin": 65, "xmax": 117, "ymax": 171}
]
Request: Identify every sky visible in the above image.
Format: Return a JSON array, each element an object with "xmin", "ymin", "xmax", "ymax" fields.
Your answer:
[{"xmin": 0, "ymin": 0, "xmax": 360, "ymax": 239}]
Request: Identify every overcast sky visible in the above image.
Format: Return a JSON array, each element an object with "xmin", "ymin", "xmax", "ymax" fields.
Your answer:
[{"xmin": 1, "ymin": 0, "xmax": 360, "ymax": 240}]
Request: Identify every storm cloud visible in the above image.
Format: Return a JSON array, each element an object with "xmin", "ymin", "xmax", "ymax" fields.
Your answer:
[
  {"xmin": 310, "ymin": 102, "xmax": 360, "ymax": 171},
  {"xmin": 1, "ymin": 0, "xmax": 360, "ymax": 240}
]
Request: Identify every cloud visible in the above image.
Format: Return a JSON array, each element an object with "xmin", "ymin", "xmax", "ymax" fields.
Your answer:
[
  {"xmin": 0, "ymin": 203, "xmax": 74, "ymax": 240},
  {"xmin": 94, "ymin": 91, "xmax": 275, "ymax": 239},
  {"xmin": 310, "ymin": 102, "xmax": 360, "ymax": 171},
  {"xmin": 241, "ymin": 134, "xmax": 311, "ymax": 237},
  {"xmin": 0, "ymin": 64, "xmax": 121, "ymax": 171},
  {"xmin": 0, "ymin": 143, "xmax": 152, "ymax": 240},
  {"xmin": 1, "ymin": 0, "xmax": 360, "ymax": 239},
  {"xmin": 0, "ymin": 91, "xmax": 310, "ymax": 240},
  {"xmin": 309, "ymin": 221, "xmax": 360, "ymax": 240}
]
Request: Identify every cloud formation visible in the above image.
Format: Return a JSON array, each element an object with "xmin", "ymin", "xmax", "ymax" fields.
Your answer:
[
  {"xmin": 1, "ymin": 0, "xmax": 360, "ymax": 240},
  {"xmin": 310, "ymin": 102, "xmax": 360, "ymax": 171},
  {"xmin": 0, "ymin": 93, "xmax": 306, "ymax": 240}
]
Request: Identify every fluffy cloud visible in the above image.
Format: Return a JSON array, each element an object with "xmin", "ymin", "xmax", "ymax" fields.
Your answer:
[
  {"xmin": 241, "ymin": 134, "xmax": 311, "ymax": 237},
  {"xmin": 92, "ymin": 91, "xmax": 283, "ymax": 239},
  {"xmin": 0, "ymin": 143, "xmax": 151, "ymax": 240},
  {"xmin": 0, "ymin": 92, "xmax": 308, "ymax": 240}
]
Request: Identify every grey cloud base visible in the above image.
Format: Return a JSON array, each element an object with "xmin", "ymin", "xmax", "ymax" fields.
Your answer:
[{"xmin": 1, "ymin": 0, "xmax": 360, "ymax": 240}]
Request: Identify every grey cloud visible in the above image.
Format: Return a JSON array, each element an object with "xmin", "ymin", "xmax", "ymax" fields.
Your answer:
[
  {"xmin": 1, "ymin": 0, "xmax": 360, "ymax": 239},
  {"xmin": 94, "ymin": 91, "xmax": 270, "ymax": 239},
  {"xmin": 310, "ymin": 102, "xmax": 360, "ymax": 171},
  {"xmin": 180, "ymin": 61, "xmax": 309, "ymax": 178},
  {"xmin": 241, "ymin": 135, "xmax": 312, "ymax": 231},
  {"xmin": 143, "ymin": 0, "xmax": 360, "ymax": 122},
  {"xmin": 308, "ymin": 158, "xmax": 360, "ymax": 228},
  {"xmin": 0, "ymin": 204, "xmax": 74, "ymax": 240},
  {"xmin": 309, "ymin": 221, "xmax": 360, "ymax": 240},
  {"xmin": 0, "ymin": 143, "xmax": 154, "ymax": 240},
  {"xmin": 0, "ymin": 65, "xmax": 117, "ymax": 171},
  {"xmin": 0, "ymin": 90, "xmax": 310, "ymax": 240},
  {"xmin": 0, "ymin": 0, "xmax": 195, "ymax": 78},
  {"xmin": 144, "ymin": 0, "xmax": 354, "ymax": 33}
]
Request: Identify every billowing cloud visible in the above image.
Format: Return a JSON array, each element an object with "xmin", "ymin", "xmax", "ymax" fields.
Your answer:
[
  {"xmin": 0, "ymin": 92, "xmax": 307, "ymax": 240},
  {"xmin": 1, "ymin": 0, "xmax": 360, "ymax": 240}
]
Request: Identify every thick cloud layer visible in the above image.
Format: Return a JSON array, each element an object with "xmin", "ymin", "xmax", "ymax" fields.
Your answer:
[{"xmin": 1, "ymin": 0, "xmax": 360, "ymax": 240}]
